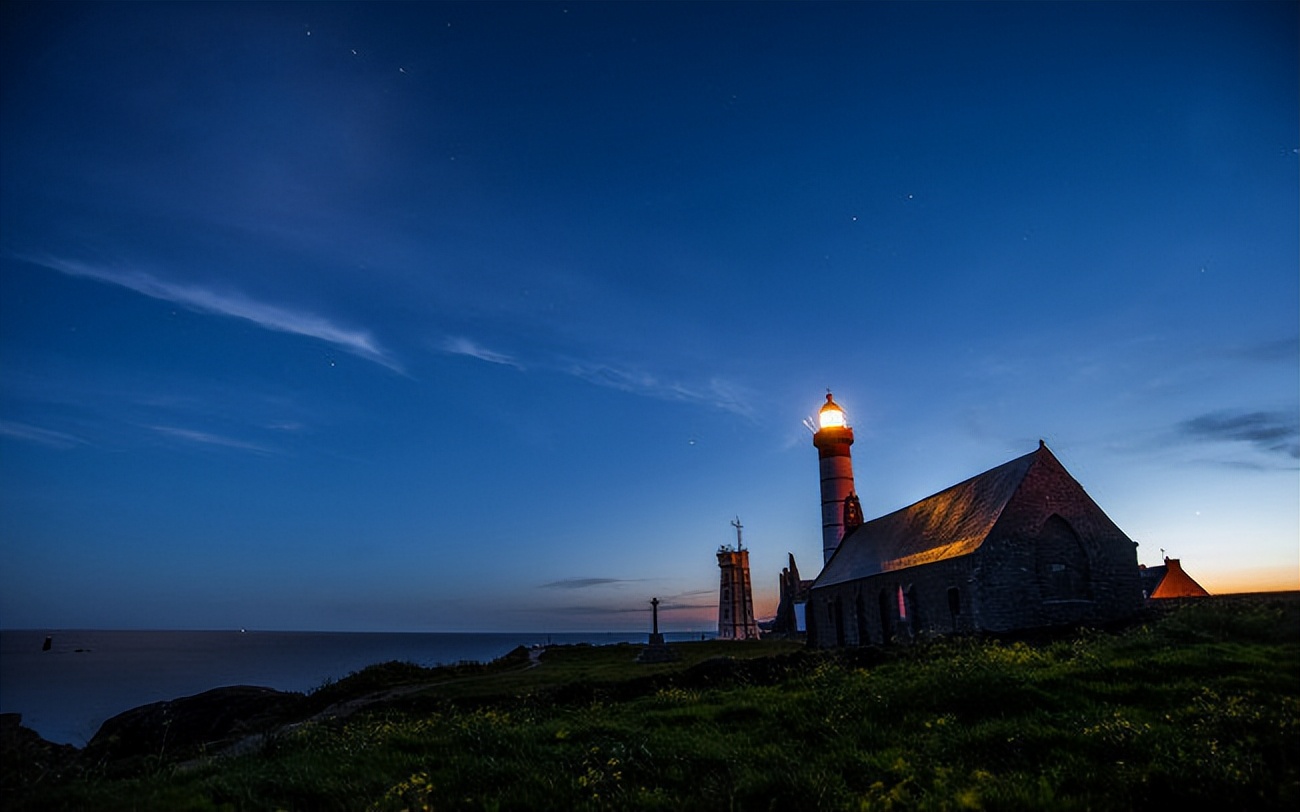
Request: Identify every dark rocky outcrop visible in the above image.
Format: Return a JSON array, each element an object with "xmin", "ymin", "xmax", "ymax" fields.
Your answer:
[
  {"xmin": 0, "ymin": 713, "xmax": 80, "ymax": 793},
  {"xmin": 83, "ymin": 685, "xmax": 304, "ymax": 766}
]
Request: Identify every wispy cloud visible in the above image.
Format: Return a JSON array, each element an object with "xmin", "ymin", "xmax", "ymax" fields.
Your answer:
[
  {"xmin": 29, "ymin": 255, "xmax": 402, "ymax": 373},
  {"xmin": 564, "ymin": 360, "xmax": 757, "ymax": 420},
  {"xmin": 540, "ymin": 577, "xmax": 637, "ymax": 590},
  {"xmin": 151, "ymin": 425, "xmax": 275, "ymax": 455},
  {"xmin": 549, "ymin": 603, "xmax": 648, "ymax": 615},
  {"xmin": 552, "ymin": 598, "xmax": 715, "ymax": 615},
  {"xmin": 439, "ymin": 336, "xmax": 522, "ymax": 369},
  {"xmin": 1177, "ymin": 410, "xmax": 1300, "ymax": 459},
  {"xmin": 432, "ymin": 333, "xmax": 757, "ymax": 419},
  {"xmin": 0, "ymin": 420, "xmax": 86, "ymax": 449},
  {"xmin": 1226, "ymin": 336, "xmax": 1300, "ymax": 363},
  {"xmin": 265, "ymin": 421, "xmax": 307, "ymax": 433},
  {"xmin": 674, "ymin": 589, "xmax": 715, "ymax": 599}
]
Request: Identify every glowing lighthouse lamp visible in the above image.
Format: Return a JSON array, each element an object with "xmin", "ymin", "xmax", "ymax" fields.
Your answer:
[
  {"xmin": 812, "ymin": 392, "xmax": 857, "ymax": 565},
  {"xmin": 818, "ymin": 397, "xmax": 848, "ymax": 429}
]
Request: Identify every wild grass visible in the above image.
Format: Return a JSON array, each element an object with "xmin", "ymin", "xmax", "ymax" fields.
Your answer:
[{"xmin": 8, "ymin": 596, "xmax": 1298, "ymax": 811}]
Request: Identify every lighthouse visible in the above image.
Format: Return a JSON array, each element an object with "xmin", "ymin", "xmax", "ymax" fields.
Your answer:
[{"xmin": 812, "ymin": 392, "xmax": 857, "ymax": 565}]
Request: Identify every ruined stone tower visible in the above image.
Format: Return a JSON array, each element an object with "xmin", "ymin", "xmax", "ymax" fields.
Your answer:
[{"xmin": 716, "ymin": 517, "xmax": 759, "ymax": 639}]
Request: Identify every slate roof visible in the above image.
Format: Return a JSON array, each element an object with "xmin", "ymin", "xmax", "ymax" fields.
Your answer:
[{"xmin": 813, "ymin": 444, "xmax": 1047, "ymax": 589}]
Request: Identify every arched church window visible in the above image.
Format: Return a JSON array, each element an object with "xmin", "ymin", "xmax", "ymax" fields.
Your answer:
[
  {"xmin": 1036, "ymin": 514, "xmax": 1092, "ymax": 600},
  {"xmin": 878, "ymin": 589, "xmax": 893, "ymax": 643},
  {"xmin": 855, "ymin": 592, "xmax": 869, "ymax": 646},
  {"xmin": 904, "ymin": 585, "xmax": 921, "ymax": 636}
]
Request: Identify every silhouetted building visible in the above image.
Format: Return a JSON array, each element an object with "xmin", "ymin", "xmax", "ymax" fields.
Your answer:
[
  {"xmin": 805, "ymin": 393, "xmax": 1144, "ymax": 646},
  {"xmin": 1139, "ymin": 557, "xmax": 1210, "ymax": 599}
]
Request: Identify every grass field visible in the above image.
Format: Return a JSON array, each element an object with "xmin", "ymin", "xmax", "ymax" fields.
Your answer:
[{"xmin": 6, "ymin": 596, "xmax": 1298, "ymax": 811}]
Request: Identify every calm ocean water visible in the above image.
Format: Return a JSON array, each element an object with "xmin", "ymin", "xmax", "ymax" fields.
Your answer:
[{"xmin": 0, "ymin": 629, "xmax": 710, "ymax": 745}]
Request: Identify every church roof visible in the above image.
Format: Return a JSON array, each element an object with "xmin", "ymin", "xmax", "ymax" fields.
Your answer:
[{"xmin": 813, "ymin": 444, "xmax": 1049, "ymax": 589}]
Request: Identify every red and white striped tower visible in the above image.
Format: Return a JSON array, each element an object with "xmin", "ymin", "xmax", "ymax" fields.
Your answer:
[{"xmin": 813, "ymin": 392, "xmax": 856, "ymax": 565}]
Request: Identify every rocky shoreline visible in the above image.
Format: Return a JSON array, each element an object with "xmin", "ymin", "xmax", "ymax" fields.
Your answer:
[{"xmin": 2, "ymin": 644, "xmax": 540, "ymax": 785}]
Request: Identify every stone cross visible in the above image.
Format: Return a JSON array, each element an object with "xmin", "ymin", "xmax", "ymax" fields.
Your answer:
[{"xmin": 651, "ymin": 597, "xmax": 660, "ymax": 635}]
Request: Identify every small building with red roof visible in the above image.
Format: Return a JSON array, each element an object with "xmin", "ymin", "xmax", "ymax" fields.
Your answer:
[{"xmin": 1139, "ymin": 557, "xmax": 1211, "ymax": 599}]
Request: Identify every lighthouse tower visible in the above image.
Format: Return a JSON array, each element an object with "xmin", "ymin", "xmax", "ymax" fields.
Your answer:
[
  {"xmin": 813, "ymin": 392, "xmax": 856, "ymax": 565},
  {"xmin": 716, "ymin": 517, "xmax": 759, "ymax": 640}
]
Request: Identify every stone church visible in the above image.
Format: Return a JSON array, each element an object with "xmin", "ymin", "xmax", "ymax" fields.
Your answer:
[{"xmin": 803, "ymin": 394, "xmax": 1144, "ymax": 647}]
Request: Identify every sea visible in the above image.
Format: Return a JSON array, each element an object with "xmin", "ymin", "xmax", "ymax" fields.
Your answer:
[{"xmin": 0, "ymin": 628, "xmax": 711, "ymax": 746}]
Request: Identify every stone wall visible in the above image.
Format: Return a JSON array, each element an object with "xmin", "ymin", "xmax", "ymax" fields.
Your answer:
[
  {"xmin": 809, "ymin": 557, "xmax": 975, "ymax": 647},
  {"xmin": 976, "ymin": 449, "xmax": 1143, "ymax": 631}
]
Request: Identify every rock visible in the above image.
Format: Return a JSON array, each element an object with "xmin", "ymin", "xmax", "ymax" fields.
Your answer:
[
  {"xmin": 84, "ymin": 685, "xmax": 304, "ymax": 765},
  {"xmin": 500, "ymin": 644, "xmax": 531, "ymax": 664},
  {"xmin": 0, "ymin": 713, "xmax": 80, "ymax": 792}
]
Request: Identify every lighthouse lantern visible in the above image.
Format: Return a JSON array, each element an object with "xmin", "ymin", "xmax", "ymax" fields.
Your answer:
[{"xmin": 818, "ymin": 395, "xmax": 847, "ymax": 429}]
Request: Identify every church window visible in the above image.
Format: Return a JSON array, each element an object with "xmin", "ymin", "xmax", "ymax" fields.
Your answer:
[
  {"xmin": 878, "ymin": 589, "xmax": 893, "ymax": 642},
  {"xmin": 1036, "ymin": 514, "xmax": 1092, "ymax": 600},
  {"xmin": 855, "ymin": 593, "xmax": 869, "ymax": 646},
  {"xmin": 905, "ymin": 585, "xmax": 921, "ymax": 635}
]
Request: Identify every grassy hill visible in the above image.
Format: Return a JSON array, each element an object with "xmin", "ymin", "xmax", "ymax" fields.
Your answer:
[{"xmin": 6, "ymin": 595, "xmax": 1297, "ymax": 811}]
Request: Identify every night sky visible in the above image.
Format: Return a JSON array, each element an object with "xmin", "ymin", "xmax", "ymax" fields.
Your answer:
[{"xmin": 2, "ymin": 2, "xmax": 1295, "ymax": 632}]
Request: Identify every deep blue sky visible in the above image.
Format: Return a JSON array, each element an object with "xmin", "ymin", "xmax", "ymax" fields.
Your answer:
[{"xmin": 2, "ymin": 2, "xmax": 1295, "ymax": 632}]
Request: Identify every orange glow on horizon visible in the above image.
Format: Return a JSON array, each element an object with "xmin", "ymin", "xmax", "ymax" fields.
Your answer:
[{"xmin": 1199, "ymin": 567, "xmax": 1300, "ymax": 596}]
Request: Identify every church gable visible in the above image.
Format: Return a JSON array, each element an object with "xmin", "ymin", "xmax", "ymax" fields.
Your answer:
[
  {"xmin": 983, "ymin": 442, "xmax": 1134, "ymax": 578},
  {"xmin": 952, "ymin": 443, "xmax": 1143, "ymax": 629}
]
